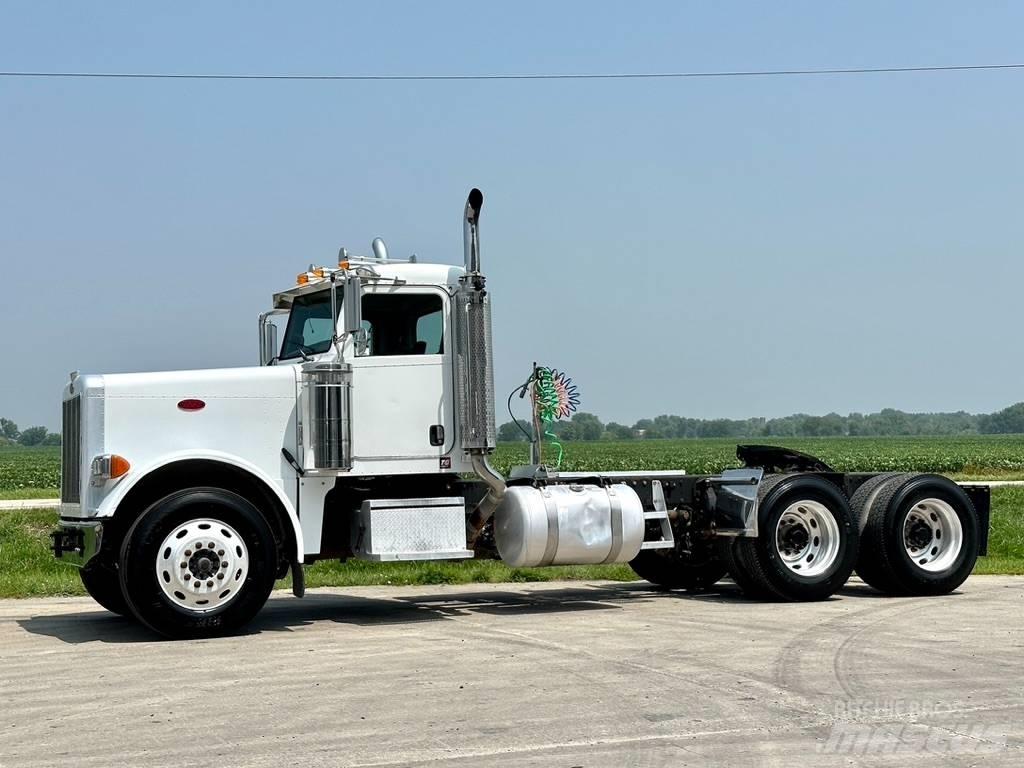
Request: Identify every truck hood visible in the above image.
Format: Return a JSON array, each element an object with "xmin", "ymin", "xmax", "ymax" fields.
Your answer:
[
  {"xmin": 97, "ymin": 364, "xmax": 300, "ymax": 399},
  {"xmin": 61, "ymin": 365, "xmax": 301, "ymax": 518}
]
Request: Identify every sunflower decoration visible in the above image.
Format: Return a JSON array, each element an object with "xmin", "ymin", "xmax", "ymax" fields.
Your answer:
[{"xmin": 531, "ymin": 366, "xmax": 580, "ymax": 468}]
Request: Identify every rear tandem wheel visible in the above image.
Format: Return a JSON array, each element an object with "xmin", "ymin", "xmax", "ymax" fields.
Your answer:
[
  {"xmin": 723, "ymin": 474, "xmax": 859, "ymax": 601},
  {"xmin": 853, "ymin": 473, "xmax": 979, "ymax": 595},
  {"xmin": 629, "ymin": 546, "xmax": 728, "ymax": 591}
]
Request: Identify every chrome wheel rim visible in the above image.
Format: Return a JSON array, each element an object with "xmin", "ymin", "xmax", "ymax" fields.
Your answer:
[
  {"xmin": 155, "ymin": 518, "xmax": 248, "ymax": 613},
  {"xmin": 903, "ymin": 498, "xmax": 963, "ymax": 573},
  {"xmin": 774, "ymin": 500, "xmax": 841, "ymax": 577}
]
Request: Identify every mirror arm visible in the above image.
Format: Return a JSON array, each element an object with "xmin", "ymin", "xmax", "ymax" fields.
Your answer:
[{"xmin": 329, "ymin": 273, "xmax": 343, "ymax": 360}]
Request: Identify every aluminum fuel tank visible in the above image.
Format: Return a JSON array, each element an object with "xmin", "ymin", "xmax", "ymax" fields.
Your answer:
[{"xmin": 494, "ymin": 483, "xmax": 646, "ymax": 567}]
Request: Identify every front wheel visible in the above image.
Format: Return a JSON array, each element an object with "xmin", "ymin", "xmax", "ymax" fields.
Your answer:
[{"xmin": 119, "ymin": 488, "xmax": 278, "ymax": 639}]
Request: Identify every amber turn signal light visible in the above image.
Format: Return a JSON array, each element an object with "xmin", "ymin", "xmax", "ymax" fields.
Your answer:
[{"xmin": 90, "ymin": 454, "xmax": 131, "ymax": 483}]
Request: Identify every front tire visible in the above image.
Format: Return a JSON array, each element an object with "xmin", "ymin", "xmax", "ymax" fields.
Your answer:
[
  {"xmin": 727, "ymin": 474, "xmax": 859, "ymax": 601},
  {"xmin": 119, "ymin": 488, "xmax": 277, "ymax": 639}
]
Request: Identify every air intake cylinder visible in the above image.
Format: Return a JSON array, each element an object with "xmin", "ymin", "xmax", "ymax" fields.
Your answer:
[{"xmin": 302, "ymin": 362, "xmax": 352, "ymax": 470}]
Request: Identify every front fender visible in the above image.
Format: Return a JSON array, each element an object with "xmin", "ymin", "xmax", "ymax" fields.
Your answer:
[{"xmin": 96, "ymin": 449, "xmax": 304, "ymax": 563}]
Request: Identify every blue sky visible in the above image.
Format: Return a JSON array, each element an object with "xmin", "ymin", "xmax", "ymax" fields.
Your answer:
[{"xmin": 1, "ymin": 1, "xmax": 1022, "ymax": 429}]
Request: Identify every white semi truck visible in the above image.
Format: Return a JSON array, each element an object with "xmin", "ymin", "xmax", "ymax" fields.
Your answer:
[{"xmin": 52, "ymin": 189, "xmax": 990, "ymax": 638}]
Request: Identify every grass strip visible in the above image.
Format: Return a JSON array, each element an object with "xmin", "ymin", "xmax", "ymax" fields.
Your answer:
[{"xmin": 2, "ymin": 488, "xmax": 1022, "ymax": 598}]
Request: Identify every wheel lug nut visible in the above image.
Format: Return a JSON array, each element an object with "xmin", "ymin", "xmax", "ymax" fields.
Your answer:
[
  {"xmin": 208, "ymin": 542, "xmax": 215, "ymax": 549},
  {"xmin": 221, "ymin": 562, "xmax": 228, "ymax": 568},
  {"xmin": 184, "ymin": 550, "xmax": 192, "ymax": 557},
  {"xmin": 184, "ymin": 573, "xmax": 191, "ymax": 580},
  {"xmin": 216, "ymin": 573, "xmax": 224, "ymax": 580},
  {"xmin": 217, "ymin": 550, "xmax": 225, "ymax": 556},
  {"xmin": 206, "ymin": 580, "xmax": 214, "ymax": 587},
  {"xmin": 180, "ymin": 562, "xmax": 188, "ymax": 568},
  {"xmin": 194, "ymin": 581, "xmax": 201, "ymax": 588}
]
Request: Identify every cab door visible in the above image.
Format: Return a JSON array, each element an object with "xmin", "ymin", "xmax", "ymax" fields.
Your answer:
[{"xmin": 348, "ymin": 285, "xmax": 454, "ymax": 469}]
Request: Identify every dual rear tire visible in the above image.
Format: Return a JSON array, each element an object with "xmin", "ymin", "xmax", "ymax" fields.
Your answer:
[
  {"xmin": 723, "ymin": 474, "xmax": 859, "ymax": 601},
  {"xmin": 720, "ymin": 471, "xmax": 979, "ymax": 600},
  {"xmin": 629, "ymin": 474, "xmax": 860, "ymax": 599},
  {"xmin": 629, "ymin": 547, "xmax": 728, "ymax": 592},
  {"xmin": 851, "ymin": 473, "xmax": 979, "ymax": 595}
]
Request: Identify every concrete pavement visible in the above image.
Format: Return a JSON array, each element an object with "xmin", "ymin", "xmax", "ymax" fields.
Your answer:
[{"xmin": 1, "ymin": 576, "xmax": 1022, "ymax": 767}]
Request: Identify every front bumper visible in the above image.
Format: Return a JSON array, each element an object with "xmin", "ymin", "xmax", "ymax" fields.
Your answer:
[{"xmin": 50, "ymin": 520, "xmax": 104, "ymax": 567}]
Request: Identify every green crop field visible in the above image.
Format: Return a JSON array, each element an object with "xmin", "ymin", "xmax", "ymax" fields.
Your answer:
[
  {"xmin": 0, "ymin": 447, "xmax": 61, "ymax": 494},
  {"xmin": 493, "ymin": 435, "xmax": 1024, "ymax": 477},
  {"xmin": 3, "ymin": 435, "xmax": 1024, "ymax": 496}
]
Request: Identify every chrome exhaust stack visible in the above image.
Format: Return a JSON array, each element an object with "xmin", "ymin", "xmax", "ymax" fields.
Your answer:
[
  {"xmin": 463, "ymin": 187, "xmax": 483, "ymax": 274},
  {"xmin": 455, "ymin": 188, "xmax": 506, "ymax": 541},
  {"xmin": 455, "ymin": 187, "xmax": 496, "ymax": 451}
]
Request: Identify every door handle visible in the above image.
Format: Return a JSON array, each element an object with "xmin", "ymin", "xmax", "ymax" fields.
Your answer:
[{"xmin": 429, "ymin": 424, "xmax": 445, "ymax": 446}]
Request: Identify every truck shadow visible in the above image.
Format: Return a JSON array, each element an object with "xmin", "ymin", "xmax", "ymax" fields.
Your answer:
[{"xmin": 19, "ymin": 579, "xmax": 893, "ymax": 644}]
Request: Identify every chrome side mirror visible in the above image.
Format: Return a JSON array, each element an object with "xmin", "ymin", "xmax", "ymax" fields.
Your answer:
[
  {"xmin": 342, "ymin": 274, "xmax": 366, "ymax": 354},
  {"xmin": 343, "ymin": 273, "xmax": 363, "ymax": 334},
  {"xmin": 258, "ymin": 312, "xmax": 281, "ymax": 365}
]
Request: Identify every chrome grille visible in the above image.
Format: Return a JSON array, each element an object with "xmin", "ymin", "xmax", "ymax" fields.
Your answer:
[{"xmin": 61, "ymin": 395, "xmax": 81, "ymax": 503}]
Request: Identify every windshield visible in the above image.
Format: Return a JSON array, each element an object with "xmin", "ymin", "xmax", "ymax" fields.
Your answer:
[{"xmin": 279, "ymin": 290, "xmax": 338, "ymax": 360}]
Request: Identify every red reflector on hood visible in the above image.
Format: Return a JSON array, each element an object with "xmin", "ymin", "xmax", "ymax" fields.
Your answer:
[{"xmin": 177, "ymin": 399, "xmax": 206, "ymax": 412}]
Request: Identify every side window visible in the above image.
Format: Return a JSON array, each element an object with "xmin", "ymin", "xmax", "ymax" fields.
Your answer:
[
  {"xmin": 361, "ymin": 293, "xmax": 444, "ymax": 356},
  {"xmin": 416, "ymin": 309, "xmax": 443, "ymax": 355}
]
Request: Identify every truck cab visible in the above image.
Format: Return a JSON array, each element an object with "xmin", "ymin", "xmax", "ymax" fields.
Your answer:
[
  {"xmin": 52, "ymin": 197, "xmax": 502, "ymax": 638},
  {"xmin": 268, "ymin": 260, "xmax": 471, "ymax": 476}
]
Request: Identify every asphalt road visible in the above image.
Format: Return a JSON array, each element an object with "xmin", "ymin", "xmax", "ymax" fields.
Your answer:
[{"xmin": 1, "ymin": 577, "xmax": 1022, "ymax": 767}]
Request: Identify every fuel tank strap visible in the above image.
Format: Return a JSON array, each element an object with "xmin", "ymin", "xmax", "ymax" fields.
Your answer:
[
  {"xmin": 539, "ymin": 489, "xmax": 560, "ymax": 567},
  {"xmin": 602, "ymin": 487, "xmax": 624, "ymax": 564}
]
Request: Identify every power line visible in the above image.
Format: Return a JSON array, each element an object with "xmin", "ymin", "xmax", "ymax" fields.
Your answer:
[{"xmin": 0, "ymin": 63, "xmax": 1022, "ymax": 82}]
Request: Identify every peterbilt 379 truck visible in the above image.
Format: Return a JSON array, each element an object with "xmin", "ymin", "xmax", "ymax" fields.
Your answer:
[{"xmin": 52, "ymin": 189, "xmax": 990, "ymax": 638}]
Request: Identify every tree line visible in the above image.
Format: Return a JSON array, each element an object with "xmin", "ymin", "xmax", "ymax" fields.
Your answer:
[
  {"xmin": 498, "ymin": 402, "xmax": 1024, "ymax": 442},
  {"xmin": 6, "ymin": 401, "xmax": 1024, "ymax": 447},
  {"xmin": 0, "ymin": 418, "xmax": 61, "ymax": 447}
]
